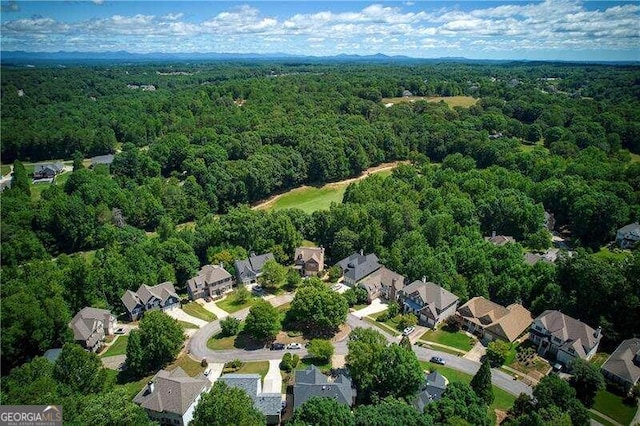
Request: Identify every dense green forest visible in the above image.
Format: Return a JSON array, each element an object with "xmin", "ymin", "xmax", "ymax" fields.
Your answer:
[{"xmin": 1, "ymin": 61, "xmax": 639, "ymax": 416}]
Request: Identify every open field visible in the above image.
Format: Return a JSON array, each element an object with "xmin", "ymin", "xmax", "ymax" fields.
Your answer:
[
  {"xmin": 382, "ymin": 95, "xmax": 477, "ymax": 108},
  {"xmin": 100, "ymin": 335, "xmax": 128, "ymax": 358}
]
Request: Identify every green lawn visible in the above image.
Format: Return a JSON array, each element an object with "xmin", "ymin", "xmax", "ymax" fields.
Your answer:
[
  {"xmin": 106, "ymin": 369, "xmax": 154, "ymax": 399},
  {"xmin": 179, "ymin": 320, "xmax": 198, "ymax": 329},
  {"xmin": 233, "ymin": 361, "xmax": 270, "ymax": 380},
  {"xmin": 207, "ymin": 332, "xmax": 237, "ymax": 350},
  {"xmin": 30, "ymin": 172, "xmax": 70, "ymax": 201},
  {"xmin": 592, "ymin": 389, "xmax": 637, "ymax": 426},
  {"xmin": 363, "ymin": 315, "xmax": 401, "ymax": 336},
  {"xmin": 168, "ymin": 354, "xmax": 205, "ymax": 377},
  {"xmin": 182, "ymin": 302, "xmax": 217, "ymax": 322},
  {"xmin": 593, "ymin": 247, "xmax": 631, "ymax": 262},
  {"xmin": 100, "ymin": 335, "xmax": 128, "ymax": 358},
  {"xmin": 216, "ymin": 296, "xmax": 256, "ymax": 313},
  {"xmin": 0, "ymin": 164, "xmax": 11, "ymax": 176},
  {"xmin": 264, "ymin": 185, "xmax": 347, "ymax": 214},
  {"xmin": 589, "ymin": 352, "xmax": 610, "ymax": 369},
  {"xmin": 420, "ymin": 361, "xmax": 516, "ymax": 411},
  {"xmin": 588, "ymin": 411, "xmax": 618, "ymax": 426},
  {"xmin": 420, "ymin": 327, "xmax": 475, "ymax": 352}
]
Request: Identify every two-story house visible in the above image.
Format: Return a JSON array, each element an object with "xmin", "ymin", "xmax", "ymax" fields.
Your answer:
[
  {"xmin": 529, "ymin": 310, "xmax": 601, "ymax": 366},
  {"xmin": 399, "ymin": 279, "xmax": 459, "ymax": 327},
  {"xmin": 69, "ymin": 307, "xmax": 117, "ymax": 352},
  {"xmin": 358, "ymin": 266, "xmax": 406, "ymax": 302},
  {"xmin": 234, "ymin": 252, "xmax": 275, "ymax": 285},
  {"xmin": 600, "ymin": 338, "xmax": 640, "ymax": 394},
  {"xmin": 457, "ymin": 297, "xmax": 532, "ymax": 343},
  {"xmin": 187, "ymin": 264, "xmax": 234, "ymax": 301},
  {"xmin": 335, "ymin": 250, "xmax": 381, "ymax": 287},
  {"xmin": 133, "ymin": 367, "xmax": 210, "ymax": 426},
  {"xmin": 293, "ymin": 247, "xmax": 325, "ymax": 277},
  {"xmin": 293, "ymin": 365, "xmax": 355, "ymax": 410},
  {"xmin": 121, "ymin": 282, "xmax": 180, "ymax": 321}
]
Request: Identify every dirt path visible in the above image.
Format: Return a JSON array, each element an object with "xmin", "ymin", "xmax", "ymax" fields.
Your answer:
[{"xmin": 251, "ymin": 160, "xmax": 407, "ymax": 211}]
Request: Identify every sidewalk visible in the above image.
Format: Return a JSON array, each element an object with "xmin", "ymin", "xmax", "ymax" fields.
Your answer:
[
  {"xmin": 500, "ymin": 365, "xmax": 540, "ymax": 386},
  {"xmin": 417, "ymin": 339, "xmax": 466, "ymax": 355},
  {"xmin": 197, "ymin": 299, "xmax": 229, "ymax": 319},
  {"xmin": 588, "ymin": 409, "xmax": 623, "ymax": 426}
]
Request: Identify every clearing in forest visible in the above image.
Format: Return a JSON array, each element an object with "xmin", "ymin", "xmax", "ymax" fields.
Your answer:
[{"xmin": 382, "ymin": 95, "xmax": 478, "ymax": 108}]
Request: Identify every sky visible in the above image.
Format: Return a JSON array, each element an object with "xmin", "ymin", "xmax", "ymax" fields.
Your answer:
[{"xmin": 1, "ymin": 1, "xmax": 639, "ymax": 61}]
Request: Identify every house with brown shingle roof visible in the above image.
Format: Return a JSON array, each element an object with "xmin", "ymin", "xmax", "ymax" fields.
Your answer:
[
  {"xmin": 133, "ymin": 367, "xmax": 210, "ymax": 426},
  {"xmin": 121, "ymin": 282, "xmax": 180, "ymax": 321},
  {"xmin": 294, "ymin": 247, "xmax": 325, "ymax": 277},
  {"xmin": 358, "ymin": 266, "xmax": 406, "ymax": 302},
  {"xmin": 187, "ymin": 264, "xmax": 234, "ymax": 301},
  {"xmin": 69, "ymin": 307, "xmax": 117, "ymax": 352},
  {"xmin": 457, "ymin": 297, "xmax": 532, "ymax": 343},
  {"xmin": 400, "ymin": 279, "xmax": 459, "ymax": 327},
  {"xmin": 601, "ymin": 338, "xmax": 640, "ymax": 393},
  {"xmin": 529, "ymin": 310, "xmax": 601, "ymax": 366},
  {"xmin": 485, "ymin": 233, "xmax": 516, "ymax": 246}
]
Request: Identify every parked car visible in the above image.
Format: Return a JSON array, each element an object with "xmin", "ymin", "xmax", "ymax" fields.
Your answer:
[
  {"xmin": 114, "ymin": 327, "xmax": 125, "ymax": 335},
  {"xmin": 281, "ymin": 400, "xmax": 287, "ymax": 413},
  {"xmin": 252, "ymin": 286, "xmax": 264, "ymax": 294},
  {"xmin": 204, "ymin": 367, "xmax": 211, "ymax": 376},
  {"xmin": 270, "ymin": 342, "xmax": 285, "ymax": 350},
  {"xmin": 430, "ymin": 356, "xmax": 446, "ymax": 365},
  {"xmin": 204, "ymin": 296, "xmax": 212, "ymax": 302},
  {"xmin": 286, "ymin": 343, "xmax": 302, "ymax": 350},
  {"xmin": 402, "ymin": 326, "xmax": 415, "ymax": 336}
]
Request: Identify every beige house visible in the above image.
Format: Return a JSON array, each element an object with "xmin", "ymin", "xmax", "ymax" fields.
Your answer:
[
  {"xmin": 358, "ymin": 267, "xmax": 406, "ymax": 302},
  {"xmin": 400, "ymin": 279, "xmax": 459, "ymax": 327},
  {"xmin": 187, "ymin": 264, "xmax": 234, "ymax": 300},
  {"xmin": 457, "ymin": 297, "xmax": 532, "ymax": 343},
  {"xmin": 294, "ymin": 247, "xmax": 325, "ymax": 277},
  {"xmin": 69, "ymin": 307, "xmax": 117, "ymax": 352},
  {"xmin": 133, "ymin": 367, "xmax": 210, "ymax": 426}
]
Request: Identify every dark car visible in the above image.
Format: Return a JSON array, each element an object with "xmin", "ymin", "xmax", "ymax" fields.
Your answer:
[
  {"xmin": 430, "ymin": 356, "xmax": 446, "ymax": 365},
  {"xmin": 270, "ymin": 342, "xmax": 285, "ymax": 350}
]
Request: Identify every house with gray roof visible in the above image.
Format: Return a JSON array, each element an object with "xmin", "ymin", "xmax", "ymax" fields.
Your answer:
[
  {"xmin": 69, "ymin": 307, "xmax": 116, "ymax": 352},
  {"xmin": 400, "ymin": 279, "xmax": 459, "ymax": 327},
  {"xmin": 335, "ymin": 250, "xmax": 381, "ymax": 287},
  {"xmin": 133, "ymin": 367, "xmax": 210, "ymax": 426},
  {"xmin": 529, "ymin": 310, "xmax": 601, "ymax": 366},
  {"xmin": 218, "ymin": 374, "xmax": 282, "ymax": 425},
  {"xmin": 293, "ymin": 365, "xmax": 355, "ymax": 410},
  {"xmin": 358, "ymin": 266, "xmax": 406, "ymax": 302},
  {"xmin": 616, "ymin": 222, "xmax": 640, "ymax": 249},
  {"xmin": 187, "ymin": 264, "xmax": 234, "ymax": 301},
  {"xmin": 234, "ymin": 252, "xmax": 275, "ymax": 285},
  {"xmin": 414, "ymin": 371, "xmax": 448, "ymax": 412},
  {"xmin": 90, "ymin": 154, "xmax": 115, "ymax": 168},
  {"xmin": 33, "ymin": 162, "xmax": 64, "ymax": 179},
  {"xmin": 601, "ymin": 338, "xmax": 640, "ymax": 393},
  {"xmin": 121, "ymin": 282, "xmax": 180, "ymax": 321},
  {"xmin": 294, "ymin": 247, "xmax": 325, "ymax": 277},
  {"xmin": 485, "ymin": 233, "xmax": 516, "ymax": 246}
]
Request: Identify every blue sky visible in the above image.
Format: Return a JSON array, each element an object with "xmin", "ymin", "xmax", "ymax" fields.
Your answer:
[{"xmin": 1, "ymin": 1, "xmax": 639, "ymax": 60}]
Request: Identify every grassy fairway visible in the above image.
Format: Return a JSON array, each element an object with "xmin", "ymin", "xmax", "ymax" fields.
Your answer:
[
  {"xmin": 182, "ymin": 302, "xmax": 217, "ymax": 322},
  {"xmin": 382, "ymin": 96, "xmax": 478, "ymax": 108},
  {"xmin": 100, "ymin": 335, "xmax": 128, "ymax": 358},
  {"xmin": 592, "ymin": 389, "xmax": 637, "ymax": 425},
  {"xmin": 264, "ymin": 185, "xmax": 347, "ymax": 214}
]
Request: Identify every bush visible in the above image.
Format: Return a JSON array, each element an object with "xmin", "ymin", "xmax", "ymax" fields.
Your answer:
[
  {"xmin": 220, "ymin": 316, "xmax": 241, "ymax": 337},
  {"xmin": 444, "ymin": 315, "xmax": 461, "ymax": 332},
  {"xmin": 377, "ymin": 311, "xmax": 389, "ymax": 322},
  {"xmin": 233, "ymin": 286, "xmax": 250, "ymax": 304},
  {"xmin": 307, "ymin": 339, "xmax": 334, "ymax": 363},
  {"xmin": 224, "ymin": 359, "xmax": 244, "ymax": 371},
  {"xmin": 201, "ymin": 358, "xmax": 208, "ymax": 368},
  {"xmin": 327, "ymin": 266, "xmax": 342, "ymax": 283},
  {"xmin": 396, "ymin": 313, "xmax": 418, "ymax": 331},
  {"xmin": 342, "ymin": 288, "xmax": 357, "ymax": 307},
  {"xmin": 486, "ymin": 340, "xmax": 511, "ymax": 367},
  {"xmin": 387, "ymin": 301, "xmax": 400, "ymax": 318},
  {"xmin": 280, "ymin": 352, "xmax": 300, "ymax": 372}
]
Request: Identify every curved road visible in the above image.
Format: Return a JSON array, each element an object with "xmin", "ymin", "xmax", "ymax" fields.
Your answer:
[{"xmin": 189, "ymin": 295, "xmax": 532, "ymax": 397}]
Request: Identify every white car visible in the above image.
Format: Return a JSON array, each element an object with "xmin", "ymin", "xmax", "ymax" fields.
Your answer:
[
  {"xmin": 286, "ymin": 343, "xmax": 302, "ymax": 350},
  {"xmin": 402, "ymin": 326, "xmax": 415, "ymax": 336}
]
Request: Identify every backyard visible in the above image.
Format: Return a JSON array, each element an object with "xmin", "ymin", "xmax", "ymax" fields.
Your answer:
[{"xmin": 182, "ymin": 302, "xmax": 217, "ymax": 322}]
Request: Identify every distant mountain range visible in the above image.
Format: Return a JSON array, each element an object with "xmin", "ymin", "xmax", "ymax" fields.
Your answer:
[{"xmin": 0, "ymin": 51, "xmax": 636, "ymax": 65}]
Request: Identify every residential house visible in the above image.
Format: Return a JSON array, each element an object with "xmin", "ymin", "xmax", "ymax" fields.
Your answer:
[
  {"xmin": 218, "ymin": 374, "xmax": 282, "ymax": 425},
  {"xmin": 90, "ymin": 154, "xmax": 115, "ymax": 168},
  {"xmin": 133, "ymin": 367, "xmax": 210, "ymax": 426},
  {"xmin": 399, "ymin": 279, "xmax": 459, "ymax": 327},
  {"xmin": 121, "ymin": 282, "xmax": 180, "ymax": 321},
  {"xmin": 413, "ymin": 371, "xmax": 448, "ymax": 412},
  {"xmin": 358, "ymin": 266, "xmax": 406, "ymax": 302},
  {"xmin": 457, "ymin": 297, "xmax": 532, "ymax": 343},
  {"xmin": 293, "ymin": 247, "xmax": 325, "ymax": 277},
  {"xmin": 600, "ymin": 338, "xmax": 640, "ymax": 393},
  {"xmin": 293, "ymin": 366, "xmax": 355, "ymax": 410},
  {"xmin": 187, "ymin": 264, "xmax": 234, "ymax": 301},
  {"xmin": 529, "ymin": 310, "xmax": 601, "ymax": 365},
  {"xmin": 33, "ymin": 163, "xmax": 64, "ymax": 179},
  {"xmin": 69, "ymin": 307, "xmax": 117, "ymax": 352},
  {"xmin": 234, "ymin": 252, "xmax": 275, "ymax": 285},
  {"xmin": 335, "ymin": 251, "xmax": 381, "ymax": 287},
  {"xmin": 523, "ymin": 248, "xmax": 561, "ymax": 266},
  {"xmin": 616, "ymin": 222, "xmax": 640, "ymax": 249},
  {"xmin": 485, "ymin": 232, "xmax": 516, "ymax": 246}
]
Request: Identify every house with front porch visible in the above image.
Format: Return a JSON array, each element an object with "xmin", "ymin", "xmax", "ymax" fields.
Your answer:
[
  {"xmin": 187, "ymin": 264, "xmax": 234, "ymax": 301},
  {"xmin": 457, "ymin": 297, "xmax": 532, "ymax": 343},
  {"xmin": 529, "ymin": 310, "xmax": 601, "ymax": 366},
  {"xmin": 121, "ymin": 282, "xmax": 180, "ymax": 321},
  {"xmin": 399, "ymin": 279, "xmax": 459, "ymax": 327}
]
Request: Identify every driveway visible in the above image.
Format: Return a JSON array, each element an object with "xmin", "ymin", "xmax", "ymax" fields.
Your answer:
[
  {"xmin": 196, "ymin": 299, "xmax": 229, "ymax": 319},
  {"xmin": 102, "ymin": 354, "xmax": 126, "ymax": 371},
  {"xmin": 351, "ymin": 298, "xmax": 388, "ymax": 319},
  {"xmin": 464, "ymin": 341, "xmax": 486, "ymax": 362},
  {"xmin": 204, "ymin": 363, "xmax": 225, "ymax": 384},
  {"xmin": 263, "ymin": 359, "xmax": 283, "ymax": 394},
  {"xmin": 166, "ymin": 308, "xmax": 208, "ymax": 328}
]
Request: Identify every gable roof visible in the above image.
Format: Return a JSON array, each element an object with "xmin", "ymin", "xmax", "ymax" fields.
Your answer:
[
  {"xmin": 293, "ymin": 365, "xmax": 354, "ymax": 409},
  {"xmin": 121, "ymin": 282, "xmax": 178, "ymax": 314},
  {"xmin": 133, "ymin": 367, "xmax": 209, "ymax": 415},
  {"xmin": 69, "ymin": 307, "xmax": 112, "ymax": 341},
  {"xmin": 618, "ymin": 222, "xmax": 640, "ymax": 235},
  {"xmin": 219, "ymin": 374, "xmax": 282, "ymax": 418},
  {"xmin": 414, "ymin": 371, "xmax": 448, "ymax": 412},
  {"xmin": 187, "ymin": 264, "xmax": 232, "ymax": 293},
  {"xmin": 234, "ymin": 253, "xmax": 275, "ymax": 282},
  {"xmin": 359, "ymin": 267, "xmax": 405, "ymax": 293},
  {"xmin": 34, "ymin": 163, "xmax": 64, "ymax": 173},
  {"xmin": 295, "ymin": 247, "xmax": 324, "ymax": 264},
  {"xmin": 121, "ymin": 290, "xmax": 142, "ymax": 313},
  {"xmin": 402, "ymin": 280, "xmax": 459, "ymax": 312},
  {"xmin": 485, "ymin": 303, "xmax": 533, "ymax": 342},
  {"xmin": 535, "ymin": 310, "xmax": 601, "ymax": 356},
  {"xmin": 336, "ymin": 252, "xmax": 381, "ymax": 283},
  {"xmin": 601, "ymin": 338, "xmax": 640, "ymax": 386},
  {"xmin": 485, "ymin": 235, "xmax": 516, "ymax": 246}
]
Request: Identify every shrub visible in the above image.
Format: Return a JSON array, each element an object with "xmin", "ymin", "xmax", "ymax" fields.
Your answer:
[
  {"xmin": 201, "ymin": 358, "xmax": 208, "ymax": 368},
  {"xmin": 396, "ymin": 313, "xmax": 418, "ymax": 331},
  {"xmin": 387, "ymin": 301, "xmax": 400, "ymax": 318},
  {"xmin": 377, "ymin": 311, "xmax": 388, "ymax": 322},
  {"xmin": 280, "ymin": 352, "xmax": 300, "ymax": 372},
  {"xmin": 486, "ymin": 340, "xmax": 511, "ymax": 367},
  {"xmin": 327, "ymin": 266, "xmax": 342, "ymax": 283},
  {"xmin": 220, "ymin": 316, "xmax": 241, "ymax": 337},
  {"xmin": 225, "ymin": 359, "xmax": 243, "ymax": 370},
  {"xmin": 444, "ymin": 315, "xmax": 461, "ymax": 332}
]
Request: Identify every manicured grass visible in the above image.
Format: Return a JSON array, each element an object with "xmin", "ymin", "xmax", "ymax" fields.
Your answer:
[
  {"xmin": 588, "ymin": 411, "xmax": 618, "ymax": 426},
  {"xmin": 179, "ymin": 320, "xmax": 199, "ymax": 329},
  {"xmin": 592, "ymin": 389, "xmax": 637, "ymax": 426},
  {"xmin": 363, "ymin": 315, "xmax": 401, "ymax": 336},
  {"xmin": 0, "ymin": 164, "xmax": 11, "ymax": 176},
  {"xmin": 167, "ymin": 354, "xmax": 205, "ymax": 377},
  {"xmin": 207, "ymin": 332, "xmax": 238, "ymax": 350},
  {"xmin": 420, "ymin": 361, "xmax": 516, "ymax": 411},
  {"xmin": 100, "ymin": 335, "xmax": 128, "ymax": 358},
  {"xmin": 420, "ymin": 327, "xmax": 474, "ymax": 352},
  {"xmin": 182, "ymin": 302, "xmax": 217, "ymax": 322},
  {"xmin": 589, "ymin": 352, "xmax": 610, "ymax": 369},
  {"xmin": 106, "ymin": 369, "xmax": 154, "ymax": 398},
  {"xmin": 234, "ymin": 361, "xmax": 270, "ymax": 380},
  {"xmin": 30, "ymin": 172, "xmax": 70, "ymax": 201},
  {"xmin": 216, "ymin": 296, "xmax": 256, "ymax": 313},
  {"xmin": 593, "ymin": 247, "xmax": 631, "ymax": 262},
  {"xmin": 265, "ymin": 185, "xmax": 347, "ymax": 214},
  {"xmin": 382, "ymin": 95, "xmax": 477, "ymax": 108}
]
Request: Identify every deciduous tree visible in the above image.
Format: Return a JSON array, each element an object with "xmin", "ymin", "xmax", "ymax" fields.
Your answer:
[
  {"xmin": 243, "ymin": 300, "xmax": 281, "ymax": 342},
  {"xmin": 192, "ymin": 381, "xmax": 265, "ymax": 426}
]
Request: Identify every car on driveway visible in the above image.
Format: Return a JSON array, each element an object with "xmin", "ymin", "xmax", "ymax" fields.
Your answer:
[
  {"xmin": 286, "ymin": 343, "xmax": 302, "ymax": 350},
  {"xmin": 430, "ymin": 356, "xmax": 446, "ymax": 365},
  {"xmin": 252, "ymin": 286, "xmax": 264, "ymax": 295},
  {"xmin": 402, "ymin": 326, "xmax": 415, "ymax": 336},
  {"xmin": 270, "ymin": 342, "xmax": 285, "ymax": 350},
  {"xmin": 114, "ymin": 327, "xmax": 125, "ymax": 335}
]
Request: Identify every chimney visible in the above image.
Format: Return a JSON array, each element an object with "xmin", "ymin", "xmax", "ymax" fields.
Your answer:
[
  {"xmin": 491, "ymin": 230, "xmax": 496, "ymax": 238},
  {"xmin": 595, "ymin": 326, "xmax": 602, "ymax": 339},
  {"xmin": 148, "ymin": 381, "xmax": 155, "ymax": 394},
  {"xmin": 219, "ymin": 263, "xmax": 224, "ymax": 268}
]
